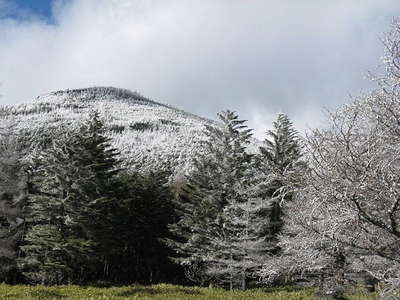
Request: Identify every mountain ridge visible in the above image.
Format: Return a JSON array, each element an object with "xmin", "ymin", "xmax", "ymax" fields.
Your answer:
[
  {"xmin": 0, "ymin": 86, "xmax": 216, "ymax": 177},
  {"xmin": 32, "ymin": 86, "xmax": 215, "ymax": 124},
  {"xmin": 0, "ymin": 87, "xmax": 261, "ymax": 178}
]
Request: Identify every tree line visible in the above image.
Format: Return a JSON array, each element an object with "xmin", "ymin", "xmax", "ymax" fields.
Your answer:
[
  {"xmin": 0, "ymin": 107, "xmax": 303, "ymax": 289},
  {"xmin": 0, "ymin": 113, "xmax": 180, "ymax": 285}
]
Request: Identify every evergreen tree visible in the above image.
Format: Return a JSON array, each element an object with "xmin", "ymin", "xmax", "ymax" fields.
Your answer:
[
  {"xmin": 70, "ymin": 112, "xmax": 123, "ymax": 280},
  {"xmin": 257, "ymin": 113, "xmax": 303, "ymax": 252},
  {"xmin": 19, "ymin": 224, "xmax": 92, "ymax": 284},
  {"xmin": 106, "ymin": 170, "xmax": 180, "ymax": 284},
  {"xmin": 205, "ymin": 180, "xmax": 268, "ymax": 290},
  {"xmin": 0, "ymin": 123, "xmax": 30, "ymax": 283},
  {"xmin": 171, "ymin": 110, "xmax": 268, "ymax": 289},
  {"xmin": 19, "ymin": 112, "xmax": 121, "ymax": 284}
]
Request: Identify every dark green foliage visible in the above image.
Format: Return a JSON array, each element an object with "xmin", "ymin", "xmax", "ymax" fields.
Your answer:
[
  {"xmin": 18, "ymin": 224, "xmax": 93, "ymax": 284},
  {"xmin": 103, "ymin": 170, "xmax": 181, "ymax": 284},
  {"xmin": 19, "ymin": 112, "xmax": 122, "ymax": 284},
  {"xmin": 159, "ymin": 119, "xmax": 180, "ymax": 127},
  {"xmin": 130, "ymin": 121, "xmax": 156, "ymax": 131},
  {"xmin": 16, "ymin": 112, "xmax": 183, "ymax": 285},
  {"xmin": 109, "ymin": 124, "xmax": 126, "ymax": 133},
  {"xmin": 0, "ymin": 124, "xmax": 30, "ymax": 283}
]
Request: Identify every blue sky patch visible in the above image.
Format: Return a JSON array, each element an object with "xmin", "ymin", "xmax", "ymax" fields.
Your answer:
[{"xmin": 4, "ymin": 0, "xmax": 54, "ymax": 22}]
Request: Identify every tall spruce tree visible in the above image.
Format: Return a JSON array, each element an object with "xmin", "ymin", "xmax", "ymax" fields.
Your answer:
[
  {"xmin": 204, "ymin": 179, "xmax": 268, "ymax": 290},
  {"xmin": 171, "ymin": 110, "xmax": 268, "ymax": 289},
  {"xmin": 257, "ymin": 113, "xmax": 302, "ymax": 253},
  {"xmin": 19, "ymin": 112, "xmax": 121, "ymax": 284}
]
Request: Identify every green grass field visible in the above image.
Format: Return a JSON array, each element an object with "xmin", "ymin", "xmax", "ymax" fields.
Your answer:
[{"xmin": 0, "ymin": 283, "xmax": 378, "ymax": 300}]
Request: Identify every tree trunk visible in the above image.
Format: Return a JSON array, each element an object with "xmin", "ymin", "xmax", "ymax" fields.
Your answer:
[
  {"xmin": 316, "ymin": 252, "xmax": 348, "ymax": 300},
  {"xmin": 364, "ymin": 273, "xmax": 378, "ymax": 292},
  {"xmin": 229, "ymin": 252, "xmax": 233, "ymax": 291},
  {"xmin": 241, "ymin": 270, "xmax": 246, "ymax": 291}
]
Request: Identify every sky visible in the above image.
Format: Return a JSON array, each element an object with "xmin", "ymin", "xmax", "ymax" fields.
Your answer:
[
  {"xmin": 1, "ymin": 0, "xmax": 52, "ymax": 21},
  {"xmin": 0, "ymin": 0, "xmax": 400, "ymax": 137}
]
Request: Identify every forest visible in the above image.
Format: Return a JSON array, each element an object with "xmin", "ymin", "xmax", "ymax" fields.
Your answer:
[{"xmin": 3, "ymin": 18, "xmax": 400, "ymax": 300}]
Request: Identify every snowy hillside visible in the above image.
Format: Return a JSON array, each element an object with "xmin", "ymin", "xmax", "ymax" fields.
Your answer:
[{"xmin": 0, "ymin": 87, "xmax": 217, "ymax": 176}]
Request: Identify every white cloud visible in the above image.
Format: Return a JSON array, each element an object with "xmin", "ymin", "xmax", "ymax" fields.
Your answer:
[{"xmin": 0, "ymin": 0, "xmax": 399, "ymax": 137}]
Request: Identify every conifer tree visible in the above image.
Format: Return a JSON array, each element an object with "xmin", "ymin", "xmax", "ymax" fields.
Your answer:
[
  {"xmin": 0, "ymin": 123, "xmax": 31, "ymax": 282},
  {"xmin": 69, "ymin": 111, "xmax": 123, "ymax": 278},
  {"xmin": 108, "ymin": 170, "xmax": 178, "ymax": 284},
  {"xmin": 257, "ymin": 113, "xmax": 303, "ymax": 252},
  {"xmin": 19, "ymin": 112, "xmax": 121, "ymax": 284},
  {"xmin": 205, "ymin": 179, "xmax": 268, "ymax": 290},
  {"xmin": 171, "ymin": 110, "xmax": 268, "ymax": 289}
]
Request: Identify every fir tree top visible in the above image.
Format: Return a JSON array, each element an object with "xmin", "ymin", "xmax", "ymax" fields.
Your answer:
[{"xmin": 259, "ymin": 113, "xmax": 302, "ymax": 174}]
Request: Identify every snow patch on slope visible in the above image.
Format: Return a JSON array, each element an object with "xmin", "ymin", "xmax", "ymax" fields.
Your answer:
[{"xmin": 0, "ymin": 87, "xmax": 214, "ymax": 175}]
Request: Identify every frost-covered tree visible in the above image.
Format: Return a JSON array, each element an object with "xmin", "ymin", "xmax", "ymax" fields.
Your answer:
[
  {"xmin": 19, "ymin": 112, "xmax": 121, "ymax": 284},
  {"xmin": 204, "ymin": 183, "xmax": 268, "ymax": 290},
  {"xmin": 171, "ymin": 110, "xmax": 268, "ymax": 289},
  {"xmin": 257, "ymin": 113, "xmax": 303, "ymax": 250},
  {"xmin": 260, "ymin": 20, "xmax": 400, "ymax": 299}
]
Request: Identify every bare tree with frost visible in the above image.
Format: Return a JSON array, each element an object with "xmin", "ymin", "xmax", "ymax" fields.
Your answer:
[{"xmin": 259, "ymin": 19, "xmax": 400, "ymax": 300}]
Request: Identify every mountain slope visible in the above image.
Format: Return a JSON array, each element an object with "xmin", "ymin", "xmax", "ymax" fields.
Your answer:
[{"xmin": 0, "ymin": 87, "xmax": 216, "ymax": 176}]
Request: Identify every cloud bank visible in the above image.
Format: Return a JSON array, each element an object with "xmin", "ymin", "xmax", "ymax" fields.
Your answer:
[{"xmin": 0, "ymin": 0, "xmax": 399, "ymax": 137}]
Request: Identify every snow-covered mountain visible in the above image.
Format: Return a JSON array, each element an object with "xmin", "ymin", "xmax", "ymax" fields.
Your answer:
[{"xmin": 0, "ymin": 87, "xmax": 217, "ymax": 176}]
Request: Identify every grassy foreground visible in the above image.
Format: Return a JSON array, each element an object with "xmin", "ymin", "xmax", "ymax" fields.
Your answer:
[{"xmin": 0, "ymin": 283, "xmax": 377, "ymax": 300}]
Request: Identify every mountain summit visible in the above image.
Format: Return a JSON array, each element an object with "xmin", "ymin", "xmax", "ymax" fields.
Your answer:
[{"xmin": 0, "ymin": 87, "xmax": 215, "ymax": 175}]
